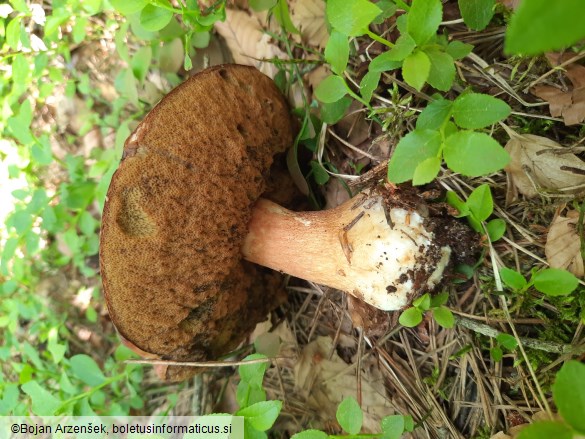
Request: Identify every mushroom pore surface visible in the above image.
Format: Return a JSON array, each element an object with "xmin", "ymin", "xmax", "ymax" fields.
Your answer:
[{"xmin": 100, "ymin": 65, "xmax": 292, "ymax": 379}]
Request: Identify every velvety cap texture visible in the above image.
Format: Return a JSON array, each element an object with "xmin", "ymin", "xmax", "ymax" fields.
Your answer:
[{"xmin": 100, "ymin": 65, "xmax": 292, "ymax": 379}]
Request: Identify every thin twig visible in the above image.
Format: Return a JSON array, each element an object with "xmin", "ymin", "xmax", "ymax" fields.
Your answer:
[
  {"xmin": 127, "ymin": 357, "xmax": 287, "ymax": 368},
  {"xmin": 455, "ymin": 315, "xmax": 585, "ymax": 355}
]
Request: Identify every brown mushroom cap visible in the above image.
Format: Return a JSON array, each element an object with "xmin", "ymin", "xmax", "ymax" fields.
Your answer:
[{"xmin": 100, "ymin": 65, "xmax": 292, "ymax": 379}]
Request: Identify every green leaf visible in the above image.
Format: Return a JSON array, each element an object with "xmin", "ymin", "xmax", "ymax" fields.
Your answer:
[
  {"xmin": 516, "ymin": 421, "xmax": 575, "ymax": 439},
  {"xmin": 486, "ymin": 218, "xmax": 506, "ymax": 241},
  {"xmin": 388, "ymin": 129, "xmax": 441, "ymax": 183},
  {"xmin": 131, "ymin": 45, "xmax": 153, "ymax": 83},
  {"xmin": 466, "ymin": 184, "xmax": 492, "ymax": 222},
  {"xmin": 369, "ymin": 51, "xmax": 403, "ymax": 72},
  {"xmin": 315, "ymin": 75, "xmax": 349, "ymax": 103},
  {"xmin": 237, "ymin": 381, "xmax": 266, "ymax": 409},
  {"xmin": 243, "ymin": 420, "xmax": 267, "ymax": 439},
  {"xmin": 403, "ymin": 50, "xmax": 431, "ymax": 91},
  {"xmin": 336, "ymin": 397, "xmax": 363, "ymax": 435},
  {"xmin": 452, "ymin": 93, "xmax": 511, "ymax": 129},
  {"xmin": 505, "ymin": 0, "xmax": 585, "ymax": 56},
  {"xmin": 115, "ymin": 22, "xmax": 131, "ymax": 63},
  {"xmin": 432, "ymin": 306, "xmax": 455, "ymax": 328},
  {"xmin": 532, "ymin": 268, "xmax": 579, "ymax": 296},
  {"xmin": 273, "ymin": 0, "xmax": 299, "ymax": 34},
  {"xmin": 291, "ymin": 430, "xmax": 329, "ymax": 439},
  {"xmin": 499, "ymin": 268, "xmax": 527, "ymax": 291},
  {"xmin": 10, "ymin": 0, "xmax": 28, "ymax": 13},
  {"xmin": 44, "ymin": 11, "xmax": 70, "ymax": 39},
  {"xmin": 8, "ymin": 115, "xmax": 33, "ymax": 145},
  {"xmin": 6, "ymin": 17, "xmax": 22, "ymax": 50},
  {"xmin": 111, "ymin": 0, "xmax": 147, "ymax": 15},
  {"xmin": 360, "ymin": 70, "xmax": 381, "ymax": 102},
  {"xmin": 249, "ymin": 0, "xmax": 278, "ymax": 11},
  {"xmin": 372, "ymin": 0, "xmax": 398, "ymax": 24},
  {"xmin": 82, "ymin": 0, "xmax": 103, "ymax": 15},
  {"xmin": 399, "ymin": 307, "xmax": 423, "ymax": 327},
  {"xmin": 430, "ymin": 292, "xmax": 449, "ymax": 307},
  {"xmin": 115, "ymin": 68, "xmax": 139, "ymax": 106},
  {"xmin": 446, "ymin": 40, "xmax": 473, "ymax": 60},
  {"xmin": 407, "ymin": 0, "xmax": 442, "ymax": 45},
  {"xmin": 48, "ymin": 327, "xmax": 67, "ymax": 363},
  {"xmin": 310, "ymin": 161, "xmax": 330, "ymax": 185},
  {"xmin": 78, "ymin": 211, "xmax": 96, "ymax": 236},
  {"xmin": 490, "ymin": 346, "xmax": 503, "ymax": 361},
  {"xmin": 443, "ymin": 131, "xmax": 510, "ymax": 176},
  {"xmin": 417, "ymin": 98, "xmax": 453, "ymax": 130},
  {"xmin": 413, "ymin": 293, "xmax": 431, "ymax": 311},
  {"xmin": 496, "ymin": 333, "xmax": 518, "ymax": 351},
  {"xmin": 404, "ymin": 415, "xmax": 415, "ymax": 432},
  {"xmin": 325, "ymin": 30, "xmax": 349, "ymax": 75},
  {"xmin": 0, "ymin": 384, "xmax": 19, "ymax": 415},
  {"xmin": 21, "ymin": 381, "xmax": 61, "ymax": 415},
  {"xmin": 321, "ymin": 96, "xmax": 353, "ymax": 124},
  {"xmin": 327, "ymin": 0, "xmax": 382, "ymax": 36},
  {"xmin": 384, "ymin": 32, "xmax": 416, "ymax": 61},
  {"xmin": 381, "ymin": 415, "xmax": 405, "ymax": 439},
  {"xmin": 237, "ymin": 400, "xmax": 282, "ymax": 431},
  {"xmin": 459, "ymin": 0, "xmax": 494, "ymax": 31},
  {"xmin": 12, "ymin": 53, "xmax": 29, "ymax": 83},
  {"xmin": 69, "ymin": 354, "xmax": 106, "ymax": 386},
  {"xmin": 31, "ymin": 139, "xmax": 53, "ymax": 165},
  {"xmin": 191, "ymin": 31, "xmax": 211, "ymax": 48},
  {"xmin": 553, "ymin": 360, "xmax": 585, "ymax": 433},
  {"xmin": 61, "ymin": 181, "xmax": 96, "ymax": 210},
  {"xmin": 425, "ymin": 49, "xmax": 455, "ymax": 91},
  {"xmin": 413, "ymin": 156, "xmax": 441, "ymax": 185},
  {"xmin": 72, "ymin": 16, "xmax": 89, "ymax": 44},
  {"xmin": 239, "ymin": 354, "xmax": 269, "ymax": 388},
  {"xmin": 140, "ymin": 3, "xmax": 173, "ymax": 32}
]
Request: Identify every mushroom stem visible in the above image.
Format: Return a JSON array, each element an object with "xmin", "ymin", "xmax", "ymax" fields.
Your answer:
[{"xmin": 242, "ymin": 189, "xmax": 452, "ymax": 311}]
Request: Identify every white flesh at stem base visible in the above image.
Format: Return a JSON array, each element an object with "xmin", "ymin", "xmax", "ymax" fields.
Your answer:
[{"xmin": 242, "ymin": 190, "xmax": 452, "ymax": 311}]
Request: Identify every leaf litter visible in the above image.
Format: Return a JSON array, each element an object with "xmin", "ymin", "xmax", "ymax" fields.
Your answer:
[
  {"xmin": 545, "ymin": 209, "xmax": 584, "ymax": 277},
  {"xmin": 531, "ymin": 52, "xmax": 585, "ymax": 125},
  {"xmin": 503, "ymin": 128, "xmax": 585, "ymax": 199}
]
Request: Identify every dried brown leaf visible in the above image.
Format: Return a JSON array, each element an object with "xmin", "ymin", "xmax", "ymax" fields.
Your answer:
[
  {"xmin": 504, "ymin": 132, "xmax": 585, "ymax": 198},
  {"xmin": 532, "ymin": 63, "xmax": 585, "ymax": 125},
  {"xmin": 214, "ymin": 9, "xmax": 286, "ymax": 78},
  {"xmin": 290, "ymin": 0, "xmax": 329, "ymax": 48},
  {"xmin": 545, "ymin": 210, "xmax": 584, "ymax": 276}
]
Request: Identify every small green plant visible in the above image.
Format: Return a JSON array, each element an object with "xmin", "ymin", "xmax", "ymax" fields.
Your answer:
[
  {"xmin": 234, "ymin": 354, "xmax": 282, "ymax": 438},
  {"xmin": 314, "ymin": 0, "xmax": 511, "ymax": 185},
  {"xmin": 399, "ymin": 292, "xmax": 455, "ymax": 328},
  {"xmin": 499, "ymin": 267, "xmax": 579, "ymax": 297},
  {"xmin": 291, "ymin": 396, "xmax": 414, "ymax": 439},
  {"xmin": 110, "ymin": 0, "xmax": 226, "ymax": 70},
  {"xmin": 489, "ymin": 333, "xmax": 518, "ymax": 362},
  {"xmin": 517, "ymin": 361, "xmax": 585, "ymax": 438},
  {"xmin": 446, "ymin": 184, "xmax": 507, "ymax": 241},
  {"xmin": 387, "ymin": 95, "xmax": 511, "ymax": 185}
]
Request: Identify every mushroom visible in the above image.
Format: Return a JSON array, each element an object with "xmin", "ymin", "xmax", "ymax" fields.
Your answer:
[{"xmin": 100, "ymin": 64, "xmax": 476, "ymax": 380}]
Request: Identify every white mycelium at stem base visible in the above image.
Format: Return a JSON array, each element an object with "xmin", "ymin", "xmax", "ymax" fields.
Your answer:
[{"xmin": 242, "ymin": 189, "xmax": 452, "ymax": 311}]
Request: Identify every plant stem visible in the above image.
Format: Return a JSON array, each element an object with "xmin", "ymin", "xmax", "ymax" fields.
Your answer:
[
  {"xmin": 57, "ymin": 373, "xmax": 127, "ymax": 413},
  {"xmin": 365, "ymin": 30, "xmax": 394, "ymax": 48}
]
